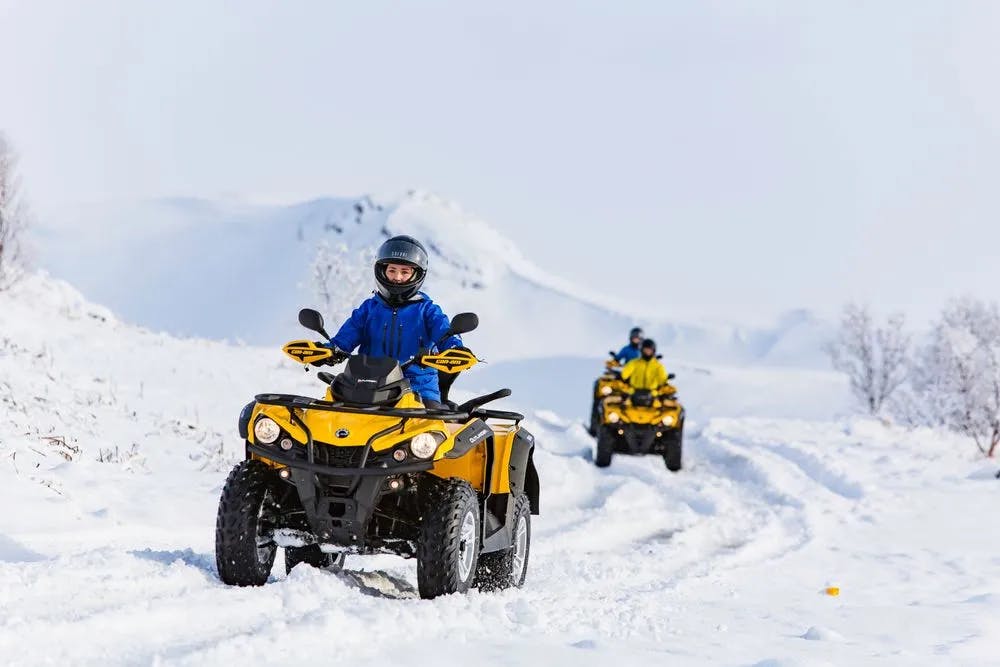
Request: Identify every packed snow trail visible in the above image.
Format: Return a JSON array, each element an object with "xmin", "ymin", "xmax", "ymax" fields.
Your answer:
[{"xmin": 2, "ymin": 277, "xmax": 998, "ymax": 665}]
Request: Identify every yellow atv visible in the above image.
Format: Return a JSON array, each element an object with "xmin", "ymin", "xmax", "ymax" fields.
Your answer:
[
  {"xmin": 595, "ymin": 374, "xmax": 684, "ymax": 471},
  {"xmin": 215, "ymin": 309, "xmax": 539, "ymax": 599},
  {"xmin": 587, "ymin": 351, "xmax": 623, "ymax": 436}
]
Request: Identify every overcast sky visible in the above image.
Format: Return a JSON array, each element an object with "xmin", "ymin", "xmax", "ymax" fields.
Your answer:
[{"xmin": 2, "ymin": 1, "xmax": 998, "ymax": 323}]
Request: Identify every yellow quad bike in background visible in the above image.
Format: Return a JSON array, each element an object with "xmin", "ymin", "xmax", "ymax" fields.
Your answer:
[
  {"xmin": 595, "ymin": 373, "xmax": 685, "ymax": 471},
  {"xmin": 215, "ymin": 309, "xmax": 540, "ymax": 599},
  {"xmin": 587, "ymin": 351, "xmax": 623, "ymax": 436}
]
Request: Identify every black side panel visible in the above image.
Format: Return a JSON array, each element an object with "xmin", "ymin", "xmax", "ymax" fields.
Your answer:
[
  {"xmin": 510, "ymin": 429, "xmax": 539, "ymax": 515},
  {"xmin": 445, "ymin": 418, "xmax": 492, "ymax": 459},
  {"xmin": 525, "ymin": 453, "xmax": 540, "ymax": 515},
  {"xmin": 507, "ymin": 432, "xmax": 533, "ymax": 494}
]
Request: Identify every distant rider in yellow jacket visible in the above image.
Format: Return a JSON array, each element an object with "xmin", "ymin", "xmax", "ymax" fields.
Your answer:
[{"xmin": 621, "ymin": 339, "xmax": 667, "ymax": 390}]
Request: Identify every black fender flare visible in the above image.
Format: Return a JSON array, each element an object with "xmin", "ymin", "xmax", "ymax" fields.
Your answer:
[{"xmin": 508, "ymin": 429, "xmax": 539, "ymax": 515}]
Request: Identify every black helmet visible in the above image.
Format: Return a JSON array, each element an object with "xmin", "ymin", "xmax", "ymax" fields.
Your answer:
[
  {"xmin": 640, "ymin": 338, "xmax": 657, "ymax": 356},
  {"xmin": 629, "ymin": 327, "xmax": 644, "ymax": 341},
  {"xmin": 374, "ymin": 235, "xmax": 429, "ymax": 304}
]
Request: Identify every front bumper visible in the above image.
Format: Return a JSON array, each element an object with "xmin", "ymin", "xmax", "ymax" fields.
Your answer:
[
  {"xmin": 249, "ymin": 443, "xmax": 432, "ymax": 549},
  {"xmin": 608, "ymin": 423, "xmax": 681, "ymax": 455}
]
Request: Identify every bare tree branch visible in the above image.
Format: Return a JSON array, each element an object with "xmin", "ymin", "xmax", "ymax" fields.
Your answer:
[
  {"xmin": 827, "ymin": 303, "xmax": 910, "ymax": 416},
  {"xmin": 908, "ymin": 297, "xmax": 1000, "ymax": 458},
  {"xmin": 0, "ymin": 131, "xmax": 29, "ymax": 289}
]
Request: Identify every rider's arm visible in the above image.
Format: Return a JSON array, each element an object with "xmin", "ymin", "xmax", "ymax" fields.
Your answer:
[
  {"xmin": 329, "ymin": 301, "xmax": 369, "ymax": 352},
  {"xmin": 653, "ymin": 360, "xmax": 668, "ymax": 387},
  {"xmin": 614, "ymin": 345, "xmax": 629, "ymax": 364},
  {"xmin": 425, "ymin": 301, "xmax": 462, "ymax": 351},
  {"xmin": 620, "ymin": 359, "xmax": 635, "ymax": 382}
]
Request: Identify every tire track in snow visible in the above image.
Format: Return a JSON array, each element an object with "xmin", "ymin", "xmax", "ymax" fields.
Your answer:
[{"xmin": 0, "ymin": 415, "xmax": 872, "ymax": 664}]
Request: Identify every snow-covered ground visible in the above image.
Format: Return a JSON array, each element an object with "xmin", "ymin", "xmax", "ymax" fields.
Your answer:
[{"xmin": 1, "ymin": 275, "xmax": 998, "ymax": 666}]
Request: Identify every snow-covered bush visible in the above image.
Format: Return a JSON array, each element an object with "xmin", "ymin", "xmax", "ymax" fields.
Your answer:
[
  {"xmin": 906, "ymin": 297, "xmax": 1000, "ymax": 458},
  {"xmin": 96, "ymin": 443, "xmax": 147, "ymax": 472},
  {"xmin": 190, "ymin": 437, "xmax": 238, "ymax": 472},
  {"xmin": 0, "ymin": 132, "xmax": 29, "ymax": 289},
  {"xmin": 308, "ymin": 240, "xmax": 375, "ymax": 328},
  {"xmin": 826, "ymin": 303, "xmax": 909, "ymax": 416}
]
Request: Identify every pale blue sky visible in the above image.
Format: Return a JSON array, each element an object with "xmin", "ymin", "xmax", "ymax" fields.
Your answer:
[{"xmin": 2, "ymin": 1, "xmax": 998, "ymax": 322}]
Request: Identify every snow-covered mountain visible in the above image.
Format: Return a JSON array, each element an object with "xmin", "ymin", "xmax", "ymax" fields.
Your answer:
[
  {"xmin": 37, "ymin": 191, "xmax": 834, "ymax": 366},
  {"xmin": 2, "ymin": 272, "xmax": 997, "ymax": 666}
]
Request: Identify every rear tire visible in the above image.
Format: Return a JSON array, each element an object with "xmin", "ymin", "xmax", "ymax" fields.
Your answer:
[
  {"xmin": 595, "ymin": 426, "xmax": 614, "ymax": 468},
  {"xmin": 475, "ymin": 494, "xmax": 531, "ymax": 591},
  {"xmin": 417, "ymin": 478, "xmax": 481, "ymax": 599},
  {"xmin": 215, "ymin": 460, "xmax": 278, "ymax": 586}
]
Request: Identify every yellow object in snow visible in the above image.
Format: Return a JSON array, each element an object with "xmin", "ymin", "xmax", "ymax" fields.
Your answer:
[{"xmin": 825, "ymin": 587, "xmax": 840, "ymax": 596}]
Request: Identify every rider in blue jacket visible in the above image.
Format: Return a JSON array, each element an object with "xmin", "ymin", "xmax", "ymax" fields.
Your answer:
[
  {"xmin": 615, "ymin": 327, "xmax": 644, "ymax": 365},
  {"xmin": 327, "ymin": 235, "xmax": 463, "ymax": 407}
]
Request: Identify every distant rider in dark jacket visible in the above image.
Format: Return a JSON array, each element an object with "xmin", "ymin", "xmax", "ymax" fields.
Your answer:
[
  {"xmin": 326, "ymin": 235, "xmax": 464, "ymax": 408},
  {"xmin": 615, "ymin": 327, "xmax": 644, "ymax": 365}
]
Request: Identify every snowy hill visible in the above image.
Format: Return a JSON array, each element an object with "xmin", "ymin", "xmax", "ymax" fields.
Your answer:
[
  {"xmin": 1, "ymin": 273, "xmax": 997, "ymax": 666},
  {"xmin": 36, "ymin": 191, "xmax": 835, "ymax": 366}
]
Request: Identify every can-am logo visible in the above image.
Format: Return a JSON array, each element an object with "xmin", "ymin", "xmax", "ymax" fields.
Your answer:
[{"xmin": 467, "ymin": 427, "xmax": 490, "ymax": 445}]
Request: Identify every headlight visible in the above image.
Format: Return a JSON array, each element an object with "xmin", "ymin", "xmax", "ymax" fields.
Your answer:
[
  {"xmin": 661, "ymin": 415, "xmax": 675, "ymax": 426},
  {"xmin": 409, "ymin": 432, "xmax": 444, "ymax": 459},
  {"xmin": 254, "ymin": 417, "xmax": 281, "ymax": 444},
  {"xmin": 607, "ymin": 412, "xmax": 621, "ymax": 423},
  {"xmin": 600, "ymin": 385, "xmax": 612, "ymax": 396}
]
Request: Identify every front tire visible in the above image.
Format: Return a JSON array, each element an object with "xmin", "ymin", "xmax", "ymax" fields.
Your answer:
[
  {"xmin": 664, "ymin": 424, "xmax": 683, "ymax": 472},
  {"xmin": 215, "ymin": 460, "xmax": 278, "ymax": 586},
  {"xmin": 417, "ymin": 479, "xmax": 481, "ymax": 599},
  {"xmin": 475, "ymin": 494, "xmax": 531, "ymax": 591},
  {"xmin": 595, "ymin": 426, "xmax": 614, "ymax": 467}
]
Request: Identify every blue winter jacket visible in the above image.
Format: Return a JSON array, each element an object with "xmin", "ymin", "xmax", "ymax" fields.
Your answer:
[
  {"xmin": 329, "ymin": 292, "xmax": 462, "ymax": 402},
  {"xmin": 615, "ymin": 343, "xmax": 641, "ymax": 365}
]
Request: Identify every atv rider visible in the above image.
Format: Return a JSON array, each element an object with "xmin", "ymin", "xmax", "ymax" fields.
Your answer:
[
  {"xmin": 324, "ymin": 235, "xmax": 465, "ymax": 409},
  {"xmin": 615, "ymin": 327, "xmax": 645, "ymax": 365},
  {"xmin": 621, "ymin": 339, "xmax": 668, "ymax": 390},
  {"xmin": 588, "ymin": 326, "xmax": 646, "ymax": 436}
]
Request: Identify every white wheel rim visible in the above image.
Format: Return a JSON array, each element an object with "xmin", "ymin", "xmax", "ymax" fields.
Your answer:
[
  {"xmin": 458, "ymin": 509, "xmax": 477, "ymax": 581},
  {"xmin": 511, "ymin": 515, "xmax": 528, "ymax": 582}
]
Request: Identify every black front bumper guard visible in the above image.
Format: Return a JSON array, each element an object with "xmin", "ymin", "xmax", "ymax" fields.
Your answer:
[{"xmin": 611, "ymin": 422, "xmax": 682, "ymax": 455}]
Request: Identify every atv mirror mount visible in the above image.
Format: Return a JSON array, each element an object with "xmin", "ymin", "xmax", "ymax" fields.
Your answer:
[
  {"xmin": 298, "ymin": 308, "xmax": 330, "ymax": 339},
  {"xmin": 436, "ymin": 312, "xmax": 478, "ymax": 346}
]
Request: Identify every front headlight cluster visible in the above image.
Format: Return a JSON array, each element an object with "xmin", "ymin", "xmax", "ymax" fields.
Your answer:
[
  {"xmin": 253, "ymin": 417, "xmax": 297, "ymax": 451},
  {"xmin": 600, "ymin": 385, "xmax": 613, "ymax": 396},
  {"xmin": 607, "ymin": 412, "xmax": 621, "ymax": 424},
  {"xmin": 409, "ymin": 431, "xmax": 446, "ymax": 459},
  {"xmin": 661, "ymin": 414, "xmax": 676, "ymax": 426},
  {"xmin": 254, "ymin": 417, "xmax": 281, "ymax": 444}
]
